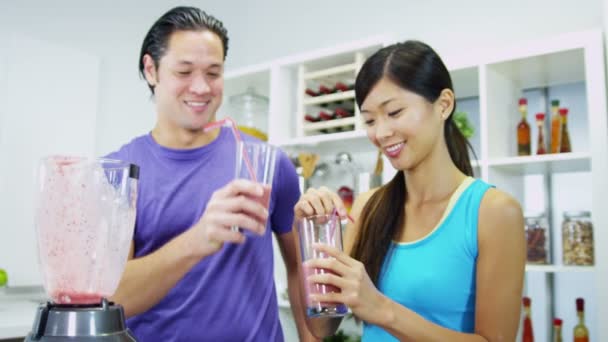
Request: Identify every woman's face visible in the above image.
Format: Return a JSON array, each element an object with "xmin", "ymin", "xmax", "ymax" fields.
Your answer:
[{"xmin": 360, "ymin": 77, "xmax": 452, "ymax": 171}]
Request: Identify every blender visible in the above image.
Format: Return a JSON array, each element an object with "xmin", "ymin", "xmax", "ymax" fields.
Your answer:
[{"xmin": 26, "ymin": 156, "xmax": 139, "ymax": 341}]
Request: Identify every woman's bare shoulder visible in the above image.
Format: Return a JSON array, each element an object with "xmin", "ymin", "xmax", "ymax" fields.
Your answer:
[{"xmin": 478, "ymin": 187, "xmax": 524, "ymax": 241}]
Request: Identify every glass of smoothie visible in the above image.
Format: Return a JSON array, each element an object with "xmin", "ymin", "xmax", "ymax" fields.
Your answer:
[
  {"xmin": 297, "ymin": 213, "xmax": 348, "ymax": 317},
  {"xmin": 233, "ymin": 141, "xmax": 277, "ymax": 234}
]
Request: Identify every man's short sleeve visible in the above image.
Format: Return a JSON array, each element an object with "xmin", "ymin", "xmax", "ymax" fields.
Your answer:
[{"xmin": 270, "ymin": 149, "xmax": 301, "ymax": 235}]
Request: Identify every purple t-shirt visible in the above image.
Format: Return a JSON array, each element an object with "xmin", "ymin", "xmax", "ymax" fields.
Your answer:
[{"xmin": 107, "ymin": 127, "xmax": 300, "ymax": 341}]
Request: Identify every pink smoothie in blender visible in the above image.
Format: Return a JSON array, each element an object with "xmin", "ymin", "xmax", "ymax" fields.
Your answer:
[{"xmin": 34, "ymin": 156, "xmax": 138, "ymax": 305}]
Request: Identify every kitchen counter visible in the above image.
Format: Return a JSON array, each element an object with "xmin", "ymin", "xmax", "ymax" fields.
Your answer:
[{"xmin": 0, "ymin": 287, "xmax": 46, "ymax": 340}]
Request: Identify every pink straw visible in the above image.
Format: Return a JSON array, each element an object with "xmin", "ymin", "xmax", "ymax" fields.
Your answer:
[
  {"xmin": 204, "ymin": 117, "xmax": 257, "ymax": 183},
  {"xmin": 328, "ymin": 207, "xmax": 339, "ymax": 242}
]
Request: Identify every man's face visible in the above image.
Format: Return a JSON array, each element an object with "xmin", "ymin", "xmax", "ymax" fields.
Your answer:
[{"xmin": 143, "ymin": 30, "xmax": 224, "ymax": 131}]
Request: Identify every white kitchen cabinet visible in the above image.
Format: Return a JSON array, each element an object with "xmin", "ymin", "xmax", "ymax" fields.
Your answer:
[{"xmin": 222, "ymin": 29, "xmax": 608, "ymax": 341}]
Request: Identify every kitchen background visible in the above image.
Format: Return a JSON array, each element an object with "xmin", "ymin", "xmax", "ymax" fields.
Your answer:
[{"xmin": 1, "ymin": 0, "xmax": 608, "ymax": 341}]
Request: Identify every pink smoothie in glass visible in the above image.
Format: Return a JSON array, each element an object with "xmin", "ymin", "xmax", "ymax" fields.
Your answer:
[
  {"xmin": 303, "ymin": 265, "xmax": 340, "ymax": 306},
  {"xmin": 303, "ymin": 265, "xmax": 347, "ymax": 317},
  {"xmin": 247, "ymin": 184, "xmax": 271, "ymax": 221},
  {"xmin": 258, "ymin": 184, "xmax": 271, "ymax": 210},
  {"xmin": 239, "ymin": 184, "xmax": 271, "ymax": 235}
]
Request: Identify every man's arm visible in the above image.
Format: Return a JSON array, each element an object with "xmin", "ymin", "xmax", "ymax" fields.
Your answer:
[
  {"xmin": 111, "ymin": 230, "xmax": 209, "ymax": 317},
  {"xmin": 111, "ymin": 180, "xmax": 269, "ymax": 317}
]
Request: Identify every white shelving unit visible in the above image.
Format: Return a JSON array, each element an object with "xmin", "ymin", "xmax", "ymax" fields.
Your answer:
[
  {"xmin": 525, "ymin": 265, "xmax": 595, "ymax": 273},
  {"xmin": 487, "ymin": 152, "xmax": 591, "ymax": 174},
  {"xmin": 222, "ymin": 29, "xmax": 608, "ymax": 341}
]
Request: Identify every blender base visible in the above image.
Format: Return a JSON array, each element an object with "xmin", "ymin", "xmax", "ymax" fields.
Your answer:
[{"xmin": 25, "ymin": 298, "xmax": 136, "ymax": 341}]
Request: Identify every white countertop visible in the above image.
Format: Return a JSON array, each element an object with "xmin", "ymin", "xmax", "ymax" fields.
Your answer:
[{"xmin": 0, "ymin": 287, "xmax": 46, "ymax": 339}]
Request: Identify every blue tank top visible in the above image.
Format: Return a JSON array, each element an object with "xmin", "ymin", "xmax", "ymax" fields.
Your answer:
[{"xmin": 362, "ymin": 177, "xmax": 491, "ymax": 341}]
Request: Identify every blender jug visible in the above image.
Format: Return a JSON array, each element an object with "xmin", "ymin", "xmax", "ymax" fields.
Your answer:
[{"xmin": 34, "ymin": 156, "xmax": 138, "ymax": 304}]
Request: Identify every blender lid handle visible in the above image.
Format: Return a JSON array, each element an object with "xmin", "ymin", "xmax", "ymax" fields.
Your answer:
[{"xmin": 129, "ymin": 164, "xmax": 140, "ymax": 180}]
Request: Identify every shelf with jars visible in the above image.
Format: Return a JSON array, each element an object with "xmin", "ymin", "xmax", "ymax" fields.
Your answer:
[{"xmin": 477, "ymin": 31, "xmax": 605, "ymax": 342}]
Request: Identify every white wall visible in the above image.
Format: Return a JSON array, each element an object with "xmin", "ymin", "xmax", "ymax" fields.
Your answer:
[
  {"xmin": 0, "ymin": 0, "xmax": 602, "ymax": 156},
  {"xmin": 0, "ymin": 33, "xmax": 101, "ymax": 286},
  {"xmin": 217, "ymin": 0, "xmax": 605, "ymax": 68}
]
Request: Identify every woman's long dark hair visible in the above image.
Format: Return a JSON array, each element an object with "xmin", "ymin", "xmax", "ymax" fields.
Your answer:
[{"xmin": 350, "ymin": 41, "xmax": 475, "ymax": 285}]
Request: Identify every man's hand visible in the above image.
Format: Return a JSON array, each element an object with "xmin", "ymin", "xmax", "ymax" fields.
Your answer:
[{"xmin": 191, "ymin": 179, "xmax": 269, "ymax": 257}]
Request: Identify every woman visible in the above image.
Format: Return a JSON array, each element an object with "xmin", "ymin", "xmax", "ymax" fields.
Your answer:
[{"xmin": 295, "ymin": 41, "xmax": 525, "ymax": 341}]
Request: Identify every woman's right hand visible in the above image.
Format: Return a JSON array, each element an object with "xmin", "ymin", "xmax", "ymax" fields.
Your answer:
[{"xmin": 294, "ymin": 186, "xmax": 347, "ymax": 222}]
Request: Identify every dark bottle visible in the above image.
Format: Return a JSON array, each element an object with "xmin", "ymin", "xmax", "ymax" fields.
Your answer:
[
  {"xmin": 559, "ymin": 108, "xmax": 572, "ymax": 153},
  {"xmin": 517, "ymin": 98, "xmax": 531, "ymax": 156}
]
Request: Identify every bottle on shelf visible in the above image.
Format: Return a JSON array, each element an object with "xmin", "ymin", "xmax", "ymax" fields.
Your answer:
[
  {"xmin": 318, "ymin": 111, "xmax": 340, "ymax": 134},
  {"xmin": 574, "ymin": 298, "xmax": 590, "ymax": 342},
  {"xmin": 338, "ymin": 186, "xmax": 354, "ymax": 213},
  {"xmin": 304, "ymin": 113, "xmax": 320, "ymax": 123},
  {"xmin": 319, "ymin": 111, "xmax": 335, "ymax": 121},
  {"xmin": 334, "ymin": 108, "xmax": 354, "ymax": 119},
  {"xmin": 305, "ymin": 88, "xmax": 319, "ymax": 97},
  {"xmin": 319, "ymin": 84, "xmax": 333, "ymax": 95},
  {"xmin": 334, "ymin": 82, "xmax": 353, "ymax": 92},
  {"xmin": 522, "ymin": 297, "xmax": 535, "ymax": 342},
  {"xmin": 550, "ymin": 99, "xmax": 562, "ymax": 153},
  {"xmin": 559, "ymin": 108, "xmax": 572, "ymax": 153},
  {"xmin": 553, "ymin": 318, "xmax": 563, "ymax": 342},
  {"xmin": 535, "ymin": 113, "xmax": 547, "ymax": 155},
  {"xmin": 517, "ymin": 98, "xmax": 531, "ymax": 156}
]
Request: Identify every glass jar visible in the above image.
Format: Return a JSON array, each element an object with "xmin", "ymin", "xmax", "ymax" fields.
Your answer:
[
  {"xmin": 525, "ymin": 213, "xmax": 550, "ymax": 264},
  {"xmin": 229, "ymin": 87, "xmax": 269, "ymax": 141},
  {"xmin": 562, "ymin": 211, "xmax": 594, "ymax": 266}
]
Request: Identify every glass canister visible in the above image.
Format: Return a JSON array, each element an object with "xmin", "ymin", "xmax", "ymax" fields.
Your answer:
[
  {"xmin": 229, "ymin": 87, "xmax": 269, "ymax": 141},
  {"xmin": 562, "ymin": 211, "xmax": 594, "ymax": 266},
  {"xmin": 525, "ymin": 213, "xmax": 550, "ymax": 264}
]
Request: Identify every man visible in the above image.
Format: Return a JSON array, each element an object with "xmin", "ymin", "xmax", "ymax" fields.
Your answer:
[{"xmin": 109, "ymin": 6, "xmax": 313, "ymax": 341}]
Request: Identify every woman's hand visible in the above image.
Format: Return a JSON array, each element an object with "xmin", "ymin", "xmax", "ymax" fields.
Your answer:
[
  {"xmin": 304, "ymin": 243, "xmax": 389, "ymax": 326},
  {"xmin": 294, "ymin": 186, "xmax": 347, "ymax": 221}
]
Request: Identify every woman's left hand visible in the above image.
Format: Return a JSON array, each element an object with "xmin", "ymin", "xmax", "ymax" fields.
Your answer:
[{"xmin": 304, "ymin": 243, "xmax": 389, "ymax": 325}]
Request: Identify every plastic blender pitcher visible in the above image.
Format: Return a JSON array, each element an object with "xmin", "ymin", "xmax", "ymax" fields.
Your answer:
[{"xmin": 34, "ymin": 156, "xmax": 138, "ymax": 305}]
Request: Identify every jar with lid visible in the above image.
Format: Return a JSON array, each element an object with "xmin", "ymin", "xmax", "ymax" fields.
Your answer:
[
  {"xmin": 228, "ymin": 87, "xmax": 269, "ymax": 141},
  {"xmin": 525, "ymin": 213, "xmax": 550, "ymax": 264},
  {"xmin": 562, "ymin": 211, "xmax": 594, "ymax": 266}
]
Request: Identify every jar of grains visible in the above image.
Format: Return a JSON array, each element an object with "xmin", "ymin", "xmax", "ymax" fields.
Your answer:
[{"xmin": 562, "ymin": 211, "xmax": 594, "ymax": 266}]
